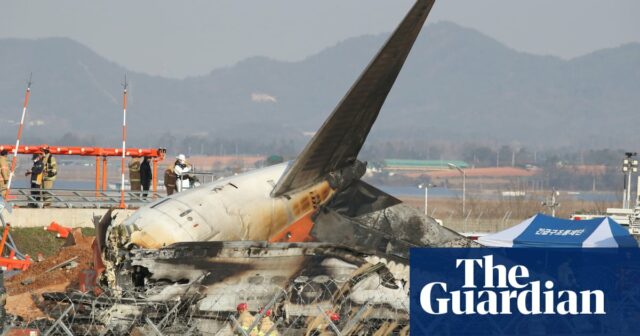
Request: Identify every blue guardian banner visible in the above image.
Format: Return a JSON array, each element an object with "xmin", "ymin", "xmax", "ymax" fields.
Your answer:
[{"xmin": 410, "ymin": 248, "xmax": 640, "ymax": 335}]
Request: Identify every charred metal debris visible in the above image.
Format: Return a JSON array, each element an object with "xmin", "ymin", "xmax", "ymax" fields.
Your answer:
[{"xmin": 9, "ymin": 240, "xmax": 411, "ymax": 335}]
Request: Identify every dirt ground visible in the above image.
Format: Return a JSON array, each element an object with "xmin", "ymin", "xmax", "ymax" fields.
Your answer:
[{"xmin": 5, "ymin": 229, "xmax": 95, "ymax": 320}]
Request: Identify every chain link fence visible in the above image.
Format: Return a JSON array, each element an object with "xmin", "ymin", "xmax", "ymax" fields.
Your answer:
[{"xmin": 5, "ymin": 276, "xmax": 409, "ymax": 336}]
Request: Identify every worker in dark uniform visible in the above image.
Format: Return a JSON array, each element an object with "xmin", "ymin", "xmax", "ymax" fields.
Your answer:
[
  {"xmin": 140, "ymin": 157, "xmax": 152, "ymax": 199},
  {"xmin": 128, "ymin": 157, "xmax": 141, "ymax": 196},
  {"xmin": 25, "ymin": 153, "xmax": 44, "ymax": 208},
  {"xmin": 42, "ymin": 146, "xmax": 57, "ymax": 207}
]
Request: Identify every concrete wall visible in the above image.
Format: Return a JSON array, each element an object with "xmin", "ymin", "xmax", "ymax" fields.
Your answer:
[{"xmin": 2, "ymin": 208, "xmax": 136, "ymax": 228}]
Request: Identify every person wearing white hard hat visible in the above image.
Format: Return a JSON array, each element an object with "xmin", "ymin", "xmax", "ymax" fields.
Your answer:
[{"xmin": 173, "ymin": 154, "xmax": 192, "ymax": 192}]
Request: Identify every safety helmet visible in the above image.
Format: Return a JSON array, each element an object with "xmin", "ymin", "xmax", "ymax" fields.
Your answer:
[
  {"xmin": 259, "ymin": 308, "xmax": 272, "ymax": 317},
  {"xmin": 176, "ymin": 154, "xmax": 186, "ymax": 161},
  {"xmin": 237, "ymin": 303, "xmax": 248, "ymax": 312}
]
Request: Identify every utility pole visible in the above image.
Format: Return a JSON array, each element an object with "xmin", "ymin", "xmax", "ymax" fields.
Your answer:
[
  {"xmin": 424, "ymin": 185, "xmax": 428, "ymax": 216},
  {"xmin": 621, "ymin": 152, "xmax": 638, "ymax": 209},
  {"xmin": 447, "ymin": 163, "xmax": 465, "ymax": 216},
  {"xmin": 542, "ymin": 188, "xmax": 560, "ymax": 217},
  {"xmin": 623, "ymin": 175, "xmax": 627, "ymax": 209},
  {"xmin": 418, "ymin": 183, "xmax": 435, "ymax": 216}
]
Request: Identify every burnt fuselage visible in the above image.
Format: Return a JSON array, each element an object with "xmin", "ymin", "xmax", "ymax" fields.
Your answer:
[{"xmin": 120, "ymin": 163, "xmax": 334, "ymax": 249}]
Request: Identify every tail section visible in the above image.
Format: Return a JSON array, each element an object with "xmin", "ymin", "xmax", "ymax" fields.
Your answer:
[{"xmin": 271, "ymin": 0, "xmax": 436, "ymax": 196}]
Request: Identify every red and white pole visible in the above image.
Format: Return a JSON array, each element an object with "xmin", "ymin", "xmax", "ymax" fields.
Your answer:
[
  {"xmin": 5, "ymin": 75, "xmax": 32, "ymax": 199},
  {"xmin": 119, "ymin": 76, "xmax": 128, "ymax": 209}
]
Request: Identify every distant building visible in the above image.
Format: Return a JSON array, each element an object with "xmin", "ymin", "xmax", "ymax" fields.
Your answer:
[
  {"xmin": 381, "ymin": 159, "xmax": 542, "ymax": 191},
  {"xmin": 428, "ymin": 166, "xmax": 542, "ymax": 191}
]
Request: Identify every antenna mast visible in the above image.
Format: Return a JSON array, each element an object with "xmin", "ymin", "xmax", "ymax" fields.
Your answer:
[
  {"xmin": 5, "ymin": 74, "xmax": 32, "ymax": 199},
  {"xmin": 119, "ymin": 75, "xmax": 128, "ymax": 208}
]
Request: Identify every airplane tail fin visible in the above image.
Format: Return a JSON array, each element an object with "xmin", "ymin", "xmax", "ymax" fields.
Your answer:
[{"xmin": 272, "ymin": 0, "xmax": 436, "ymax": 196}]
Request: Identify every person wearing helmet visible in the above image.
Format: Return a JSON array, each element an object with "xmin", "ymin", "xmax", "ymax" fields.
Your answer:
[
  {"xmin": 322, "ymin": 313, "xmax": 340, "ymax": 336},
  {"xmin": 25, "ymin": 152, "xmax": 44, "ymax": 208},
  {"xmin": 305, "ymin": 311, "xmax": 340, "ymax": 336},
  {"xmin": 163, "ymin": 164, "xmax": 178, "ymax": 196},
  {"xmin": 41, "ymin": 146, "xmax": 57, "ymax": 206},
  {"xmin": 234, "ymin": 302, "xmax": 257, "ymax": 335},
  {"xmin": 257, "ymin": 308, "xmax": 278, "ymax": 336},
  {"xmin": 173, "ymin": 154, "xmax": 192, "ymax": 192}
]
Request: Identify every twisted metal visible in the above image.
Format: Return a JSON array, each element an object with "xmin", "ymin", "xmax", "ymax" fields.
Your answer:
[{"xmin": 5, "ymin": 276, "xmax": 409, "ymax": 335}]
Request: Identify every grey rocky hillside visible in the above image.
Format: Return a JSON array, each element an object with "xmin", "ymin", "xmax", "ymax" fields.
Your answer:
[{"xmin": 0, "ymin": 22, "xmax": 638, "ymax": 149}]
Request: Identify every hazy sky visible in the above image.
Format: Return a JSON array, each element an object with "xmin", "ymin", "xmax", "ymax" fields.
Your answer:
[{"xmin": 2, "ymin": 0, "xmax": 639, "ymax": 78}]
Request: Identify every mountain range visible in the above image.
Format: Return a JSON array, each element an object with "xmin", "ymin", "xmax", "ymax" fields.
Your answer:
[{"xmin": 1, "ymin": 21, "xmax": 639, "ymax": 149}]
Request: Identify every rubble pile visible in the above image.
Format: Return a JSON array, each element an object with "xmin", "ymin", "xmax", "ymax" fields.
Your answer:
[
  {"xmin": 2, "ymin": 241, "xmax": 413, "ymax": 334},
  {"xmin": 5, "ymin": 229, "xmax": 94, "ymax": 320}
]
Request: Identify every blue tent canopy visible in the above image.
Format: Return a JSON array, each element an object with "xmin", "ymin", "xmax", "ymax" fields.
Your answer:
[{"xmin": 478, "ymin": 213, "xmax": 638, "ymax": 248}]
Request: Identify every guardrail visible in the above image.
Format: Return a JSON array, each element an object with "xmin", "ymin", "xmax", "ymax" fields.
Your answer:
[
  {"xmin": 5, "ymin": 173, "xmax": 221, "ymax": 209},
  {"xmin": 5, "ymin": 188, "xmax": 165, "ymax": 209},
  {"xmin": 170, "ymin": 172, "xmax": 220, "ymax": 193},
  {"xmin": 182, "ymin": 171, "xmax": 220, "ymax": 185}
]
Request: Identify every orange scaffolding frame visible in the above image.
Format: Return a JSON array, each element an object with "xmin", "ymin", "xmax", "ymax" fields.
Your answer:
[
  {"xmin": 0, "ymin": 223, "xmax": 31, "ymax": 271},
  {"xmin": 0, "ymin": 144, "xmax": 166, "ymax": 195}
]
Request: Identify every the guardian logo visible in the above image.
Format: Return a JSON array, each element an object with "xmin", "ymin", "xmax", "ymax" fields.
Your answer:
[{"xmin": 419, "ymin": 255, "xmax": 605, "ymax": 315}]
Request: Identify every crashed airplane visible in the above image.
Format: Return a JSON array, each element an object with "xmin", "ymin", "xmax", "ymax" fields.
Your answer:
[
  {"xmin": 45, "ymin": 0, "xmax": 475, "ymax": 334},
  {"xmin": 105, "ymin": 0, "xmax": 469, "ymax": 255}
]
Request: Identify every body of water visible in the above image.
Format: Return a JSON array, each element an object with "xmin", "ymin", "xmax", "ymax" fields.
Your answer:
[
  {"xmin": 10, "ymin": 180, "xmax": 98, "ymax": 190},
  {"xmin": 7, "ymin": 178, "xmax": 623, "ymax": 203}
]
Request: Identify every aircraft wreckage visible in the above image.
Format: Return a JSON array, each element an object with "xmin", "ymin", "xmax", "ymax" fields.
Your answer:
[{"xmin": 35, "ymin": 0, "xmax": 476, "ymax": 334}]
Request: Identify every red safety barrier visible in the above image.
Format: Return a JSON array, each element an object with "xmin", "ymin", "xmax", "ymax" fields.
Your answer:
[
  {"xmin": 0, "ymin": 144, "xmax": 164, "ymax": 158},
  {"xmin": 44, "ymin": 221, "xmax": 73, "ymax": 239}
]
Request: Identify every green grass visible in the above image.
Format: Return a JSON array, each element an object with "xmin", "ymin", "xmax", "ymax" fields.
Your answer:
[{"xmin": 3, "ymin": 227, "xmax": 95, "ymax": 258}]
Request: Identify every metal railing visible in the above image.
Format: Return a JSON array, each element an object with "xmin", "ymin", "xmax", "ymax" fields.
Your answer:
[
  {"xmin": 5, "ymin": 172, "xmax": 221, "ymax": 209},
  {"xmin": 5, "ymin": 188, "xmax": 165, "ymax": 209},
  {"xmin": 175, "ymin": 172, "xmax": 220, "ymax": 190},
  {"xmin": 187, "ymin": 171, "xmax": 219, "ymax": 184}
]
